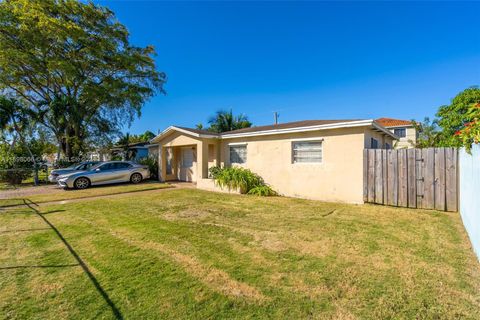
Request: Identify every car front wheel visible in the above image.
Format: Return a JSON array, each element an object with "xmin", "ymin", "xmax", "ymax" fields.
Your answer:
[
  {"xmin": 130, "ymin": 173, "xmax": 143, "ymax": 184},
  {"xmin": 74, "ymin": 177, "xmax": 90, "ymax": 189}
]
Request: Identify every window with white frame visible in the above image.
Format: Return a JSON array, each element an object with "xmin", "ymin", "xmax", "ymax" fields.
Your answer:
[
  {"xmin": 229, "ymin": 145, "xmax": 247, "ymax": 164},
  {"xmin": 370, "ymin": 138, "xmax": 379, "ymax": 149},
  {"xmin": 292, "ymin": 141, "xmax": 322, "ymax": 163}
]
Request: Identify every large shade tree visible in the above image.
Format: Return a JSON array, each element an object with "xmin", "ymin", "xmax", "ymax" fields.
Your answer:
[{"xmin": 0, "ymin": 0, "xmax": 166, "ymax": 158}]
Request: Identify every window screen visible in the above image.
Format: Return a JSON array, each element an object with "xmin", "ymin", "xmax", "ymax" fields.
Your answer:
[
  {"xmin": 292, "ymin": 141, "xmax": 322, "ymax": 163},
  {"xmin": 371, "ymin": 138, "xmax": 379, "ymax": 149},
  {"xmin": 229, "ymin": 145, "xmax": 247, "ymax": 164}
]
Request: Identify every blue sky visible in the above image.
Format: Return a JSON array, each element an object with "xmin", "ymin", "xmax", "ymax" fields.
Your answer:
[{"xmin": 97, "ymin": 1, "xmax": 480, "ymax": 135}]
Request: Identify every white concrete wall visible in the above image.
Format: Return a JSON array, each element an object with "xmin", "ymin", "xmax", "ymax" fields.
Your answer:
[{"xmin": 459, "ymin": 145, "xmax": 480, "ymax": 261}]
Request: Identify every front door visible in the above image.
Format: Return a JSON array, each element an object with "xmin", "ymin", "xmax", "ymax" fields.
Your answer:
[{"xmin": 180, "ymin": 147, "xmax": 195, "ymax": 182}]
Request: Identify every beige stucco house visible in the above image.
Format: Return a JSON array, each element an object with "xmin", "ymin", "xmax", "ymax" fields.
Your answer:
[
  {"xmin": 376, "ymin": 118, "xmax": 417, "ymax": 148},
  {"xmin": 150, "ymin": 119, "xmax": 397, "ymax": 204}
]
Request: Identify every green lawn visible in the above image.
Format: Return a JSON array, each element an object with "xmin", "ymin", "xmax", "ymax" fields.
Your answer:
[{"xmin": 0, "ymin": 189, "xmax": 479, "ymax": 319}]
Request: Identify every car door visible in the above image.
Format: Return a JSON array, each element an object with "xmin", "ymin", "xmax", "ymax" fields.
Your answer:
[
  {"xmin": 114, "ymin": 163, "xmax": 133, "ymax": 182},
  {"xmin": 90, "ymin": 163, "xmax": 115, "ymax": 184}
]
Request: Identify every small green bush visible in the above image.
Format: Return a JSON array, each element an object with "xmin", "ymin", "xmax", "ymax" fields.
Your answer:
[
  {"xmin": 247, "ymin": 185, "xmax": 278, "ymax": 196},
  {"xmin": 209, "ymin": 166, "xmax": 277, "ymax": 196},
  {"xmin": 138, "ymin": 156, "xmax": 158, "ymax": 180},
  {"xmin": 208, "ymin": 165, "xmax": 223, "ymax": 179},
  {"xmin": 0, "ymin": 144, "xmax": 34, "ymax": 185}
]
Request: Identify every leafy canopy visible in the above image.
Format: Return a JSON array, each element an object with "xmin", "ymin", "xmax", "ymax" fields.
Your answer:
[
  {"xmin": 411, "ymin": 117, "xmax": 441, "ymax": 148},
  {"xmin": 0, "ymin": 0, "xmax": 166, "ymax": 157},
  {"xmin": 436, "ymin": 87, "xmax": 480, "ymax": 147},
  {"xmin": 454, "ymin": 103, "xmax": 480, "ymax": 152}
]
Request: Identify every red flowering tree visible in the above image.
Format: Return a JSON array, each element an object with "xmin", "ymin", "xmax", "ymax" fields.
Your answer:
[{"xmin": 455, "ymin": 103, "xmax": 480, "ymax": 152}]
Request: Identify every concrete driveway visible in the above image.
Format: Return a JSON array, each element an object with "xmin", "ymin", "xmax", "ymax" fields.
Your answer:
[{"xmin": 0, "ymin": 185, "xmax": 62, "ymax": 199}]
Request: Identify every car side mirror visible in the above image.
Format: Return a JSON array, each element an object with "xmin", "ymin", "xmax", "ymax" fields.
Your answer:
[{"xmin": 95, "ymin": 168, "xmax": 101, "ymax": 172}]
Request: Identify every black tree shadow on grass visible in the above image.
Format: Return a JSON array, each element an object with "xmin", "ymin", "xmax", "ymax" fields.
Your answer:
[{"xmin": 21, "ymin": 199, "xmax": 124, "ymax": 320}]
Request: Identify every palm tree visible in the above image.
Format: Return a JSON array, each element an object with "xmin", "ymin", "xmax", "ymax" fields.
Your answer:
[{"xmin": 207, "ymin": 109, "xmax": 252, "ymax": 133}]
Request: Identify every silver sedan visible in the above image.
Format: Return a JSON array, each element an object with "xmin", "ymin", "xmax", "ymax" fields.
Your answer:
[
  {"xmin": 49, "ymin": 161, "xmax": 101, "ymax": 182},
  {"xmin": 57, "ymin": 161, "xmax": 150, "ymax": 189}
]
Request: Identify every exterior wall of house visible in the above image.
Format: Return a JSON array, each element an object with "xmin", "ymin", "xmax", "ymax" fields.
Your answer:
[
  {"xmin": 391, "ymin": 126, "xmax": 416, "ymax": 149},
  {"xmin": 219, "ymin": 127, "xmax": 370, "ymax": 203},
  {"xmin": 364, "ymin": 129, "xmax": 396, "ymax": 149},
  {"xmin": 383, "ymin": 126, "xmax": 416, "ymax": 148}
]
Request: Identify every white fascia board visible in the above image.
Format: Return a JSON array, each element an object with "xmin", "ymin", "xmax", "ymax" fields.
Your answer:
[
  {"xmin": 220, "ymin": 120, "xmax": 375, "ymax": 139},
  {"xmin": 290, "ymin": 137, "xmax": 325, "ymax": 142},
  {"xmin": 150, "ymin": 126, "xmax": 218, "ymax": 143},
  {"xmin": 150, "ymin": 126, "xmax": 177, "ymax": 143}
]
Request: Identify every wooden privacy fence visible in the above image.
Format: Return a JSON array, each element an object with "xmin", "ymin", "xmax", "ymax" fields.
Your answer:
[{"xmin": 363, "ymin": 148, "xmax": 458, "ymax": 212}]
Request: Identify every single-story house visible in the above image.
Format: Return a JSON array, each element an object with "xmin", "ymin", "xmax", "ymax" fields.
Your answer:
[
  {"xmin": 150, "ymin": 119, "xmax": 397, "ymax": 204},
  {"xmin": 375, "ymin": 117, "xmax": 417, "ymax": 149}
]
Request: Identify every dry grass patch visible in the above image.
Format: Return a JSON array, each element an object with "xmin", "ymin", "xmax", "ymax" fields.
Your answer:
[{"xmin": 0, "ymin": 188, "xmax": 479, "ymax": 319}]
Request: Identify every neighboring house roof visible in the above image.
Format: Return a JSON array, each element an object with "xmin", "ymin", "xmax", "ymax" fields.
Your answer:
[
  {"xmin": 111, "ymin": 141, "xmax": 150, "ymax": 152},
  {"xmin": 151, "ymin": 119, "xmax": 398, "ymax": 143},
  {"xmin": 375, "ymin": 118, "xmax": 413, "ymax": 128}
]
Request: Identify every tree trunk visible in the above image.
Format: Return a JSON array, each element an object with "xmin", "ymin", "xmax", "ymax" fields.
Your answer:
[
  {"xmin": 14, "ymin": 125, "xmax": 38, "ymax": 186},
  {"xmin": 56, "ymin": 138, "xmax": 62, "ymax": 163}
]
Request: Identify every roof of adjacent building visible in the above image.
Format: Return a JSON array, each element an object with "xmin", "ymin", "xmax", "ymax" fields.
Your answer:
[
  {"xmin": 151, "ymin": 119, "xmax": 398, "ymax": 142},
  {"xmin": 375, "ymin": 117, "xmax": 412, "ymax": 127}
]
